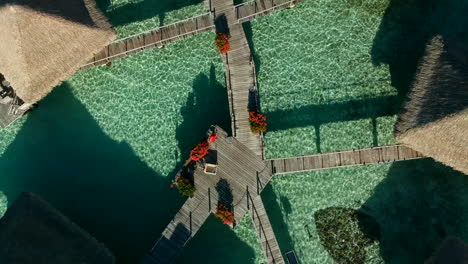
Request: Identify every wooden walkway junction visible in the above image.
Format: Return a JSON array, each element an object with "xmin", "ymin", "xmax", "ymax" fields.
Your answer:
[
  {"xmin": 80, "ymin": 0, "xmax": 302, "ymax": 70},
  {"xmin": 211, "ymin": 0, "xmax": 282, "ymax": 262},
  {"xmin": 143, "ymin": 127, "xmax": 270, "ymax": 264},
  {"xmin": 268, "ymin": 144, "xmax": 425, "ymax": 175}
]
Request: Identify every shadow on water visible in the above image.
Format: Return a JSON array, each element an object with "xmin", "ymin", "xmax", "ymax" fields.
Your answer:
[
  {"xmin": 174, "ymin": 64, "xmax": 231, "ymax": 168},
  {"xmin": 359, "ymin": 159, "xmax": 468, "ymax": 263},
  {"xmin": 371, "ymin": 0, "xmax": 468, "ymax": 96},
  {"xmin": 175, "ymin": 215, "xmax": 257, "ymax": 264},
  {"xmin": 95, "ymin": 0, "xmax": 203, "ymax": 27},
  {"xmin": 266, "ymin": 95, "xmax": 401, "ymax": 151},
  {"xmin": 261, "ymin": 184, "xmax": 295, "ymax": 256},
  {"xmin": 0, "ymin": 84, "xmax": 186, "ymax": 264}
]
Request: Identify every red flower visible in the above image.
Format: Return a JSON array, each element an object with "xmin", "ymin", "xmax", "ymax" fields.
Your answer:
[
  {"xmin": 209, "ymin": 133, "xmax": 218, "ymax": 142},
  {"xmin": 215, "ymin": 33, "xmax": 231, "ymax": 54},
  {"xmin": 170, "ymin": 184, "xmax": 174, "ymax": 188},
  {"xmin": 249, "ymin": 111, "xmax": 267, "ymax": 134},
  {"xmin": 215, "ymin": 203, "xmax": 235, "ymax": 225},
  {"xmin": 190, "ymin": 141, "xmax": 210, "ymax": 161}
]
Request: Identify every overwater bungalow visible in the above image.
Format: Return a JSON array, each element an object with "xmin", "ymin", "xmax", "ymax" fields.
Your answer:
[
  {"xmin": 0, "ymin": 0, "xmax": 116, "ymax": 127},
  {"xmin": 0, "ymin": 192, "xmax": 115, "ymax": 264},
  {"xmin": 395, "ymin": 35, "xmax": 468, "ymax": 175}
]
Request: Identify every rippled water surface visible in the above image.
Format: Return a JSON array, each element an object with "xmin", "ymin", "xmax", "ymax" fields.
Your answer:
[
  {"xmin": 99, "ymin": 0, "xmax": 206, "ymax": 38},
  {"xmin": 249, "ymin": 0, "xmax": 398, "ymax": 158}
]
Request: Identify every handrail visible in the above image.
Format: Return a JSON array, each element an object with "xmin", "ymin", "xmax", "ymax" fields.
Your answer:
[
  {"xmin": 149, "ymin": 194, "xmax": 210, "ymax": 255},
  {"xmin": 266, "ymin": 144, "xmax": 412, "ymax": 161},
  {"xmin": 247, "ymin": 192, "xmax": 277, "ymax": 263},
  {"xmin": 80, "ymin": 23, "xmax": 215, "ymax": 69},
  {"xmin": 111, "ymin": 12, "xmax": 211, "ymax": 43}
]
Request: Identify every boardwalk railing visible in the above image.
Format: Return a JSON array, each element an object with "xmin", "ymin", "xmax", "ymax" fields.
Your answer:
[
  {"xmin": 248, "ymin": 193, "xmax": 284, "ymax": 264},
  {"xmin": 145, "ymin": 194, "xmax": 210, "ymax": 264},
  {"xmin": 268, "ymin": 145, "xmax": 425, "ymax": 175},
  {"xmin": 80, "ymin": 0, "xmax": 304, "ymax": 70},
  {"xmin": 235, "ymin": 0, "xmax": 303, "ymax": 23},
  {"xmin": 80, "ymin": 13, "xmax": 214, "ymax": 70}
]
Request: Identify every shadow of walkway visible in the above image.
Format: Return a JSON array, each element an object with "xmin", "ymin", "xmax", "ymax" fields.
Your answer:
[
  {"xmin": 359, "ymin": 159, "xmax": 468, "ymax": 263},
  {"xmin": 96, "ymin": 0, "xmax": 203, "ymax": 28},
  {"xmin": 0, "ymin": 84, "xmax": 185, "ymax": 264}
]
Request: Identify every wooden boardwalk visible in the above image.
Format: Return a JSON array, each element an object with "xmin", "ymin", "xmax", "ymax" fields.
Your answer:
[
  {"xmin": 143, "ymin": 127, "xmax": 269, "ymax": 264},
  {"xmin": 80, "ymin": 0, "xmax": 303, "ymax": 70},
  {"xmin": 249, "ymin": 195, "xmax": 285, "ymax": 264},
  {"xmin": 80, "ymin": 14, "xmax": 214, "ymax": 70},
  {"xmin": 268, "ymin": 145, "xmax": 425, "ymax": 175},
  {"xmin": 215, "ymin": 0, "xmax": 265, "ymax": 158}
]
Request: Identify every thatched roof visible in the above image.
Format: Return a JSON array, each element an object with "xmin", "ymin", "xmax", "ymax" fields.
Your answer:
[
  {"xmin": 0, "ymin": 192, "xmax": 115, "ymax": 264},
  {"xmin": 395, "ymin": 35, "xmax": 468, "ymax": 174},
  {"xmin": 425, "ymin": 237, "xmax": 468, "ymax": 264},
  {"xmin": 0, "ymin": 0, "xmax": 116, "ymax": 104}
]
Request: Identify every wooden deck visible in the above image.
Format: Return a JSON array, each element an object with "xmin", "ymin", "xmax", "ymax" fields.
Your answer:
[
  {"xmin": 144, "ymin": 127, "xmax": 269, "ymax": 264},
  {"xmin": 268, "ymin": 145, "xmax": 425, "ymax": 175},
  {"xmin": 250, "ymin": 195, "xmax": 285, "ymax": 264},
  {"xmin": 80, "ymin": 0, "xmax": 304, "ymax": 70},
  {"xmin": 0, "ymin": 98, "xmax": 29, "ymax": 128}
]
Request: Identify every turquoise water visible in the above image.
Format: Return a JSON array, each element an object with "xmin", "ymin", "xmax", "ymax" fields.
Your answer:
[
  {"xmin": 248, "ymin": 0, "xmax": 398, "ymax": 158},
  {"xmin": 97, "ymin": 0, "xmax": 206, "ymax": 38},
  {"xmin": 264, "ymin": 159, "xmax": 468, "ymax": 264}
]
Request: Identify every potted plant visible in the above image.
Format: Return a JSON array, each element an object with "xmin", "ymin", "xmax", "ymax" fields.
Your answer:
[
  {"xmin": 171, "ymin": 174, "xmax": 196, "ymax": 197},
  {"xmin": 215, "ymin": 203, "xmax": 235, "ymax": 225},
  {"xmin": 190, "ymin": 141, "xmax": 210, "ymax": 161},
  {"xmin": 215, "ymin": 32, "xmax": 231, "ymax": 54},
  {"xmin": 249, "ymin": 110, "xmax": 267, "ymax": 133}
]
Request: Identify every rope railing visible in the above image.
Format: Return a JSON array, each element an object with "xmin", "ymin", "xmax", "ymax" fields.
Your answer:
[
  {"xmin": 111, "ymin": 12, "xmax": 211, "ymax": 44},
  {"xmin": 80, "ymin": 23, "xmax": 215, "ymax": 69},
  {"xmin": 247, "ymin": 192, "xmax": 277, "ymax": 263}
]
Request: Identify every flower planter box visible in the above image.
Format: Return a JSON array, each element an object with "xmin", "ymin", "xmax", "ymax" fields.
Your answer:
[{"xmin": 204, "ymin": 163, "xmax": 217, "ymax": 175}]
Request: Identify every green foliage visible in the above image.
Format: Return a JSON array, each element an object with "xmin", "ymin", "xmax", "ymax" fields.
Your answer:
[
  {"xmin": 314, "ymin": 207, "xmax": 375, "ymax": 264},
  {"xmin": 175, "ymin": 175, "xmax": 196, "ymax": 197}
]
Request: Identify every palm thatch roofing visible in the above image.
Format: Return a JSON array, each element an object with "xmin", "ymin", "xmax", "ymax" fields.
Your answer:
[
  {"xmin": 425, "ymin": 237, "xmax": 468, "ymax": 264},
  {"xmin": 0, "ymin": 0, "xmax": 116, "ymax": 104},
  {"xmin": 0, "ymin": 192, "xmax": 115, "ymax": 264},
  {"xmin": 395, "ymin": 35, "xmax": 468, "ymax": 175}
]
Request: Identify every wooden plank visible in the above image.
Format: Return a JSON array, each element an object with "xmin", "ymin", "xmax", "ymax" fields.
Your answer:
[
  {"xmin": 273, "ymin": 159, "xmax": 285, "ymax": 174},
  {"xmin": 381, "ymin": 146, "xmax": 398, "ymax": 162},
  {"xmin": 107, "ymin": 41, "xmax": 127, "ymax": 60},
  {"xmin": 340, "ymin": 151, "xmax": 356, "ymax": 166},
  {"xmin": 128, "ymin": 35, "xmax": 145, "ymax": 50},
  {"xmin": 93, "ymin": 47, "xmax": 109, "ymax": 65}
]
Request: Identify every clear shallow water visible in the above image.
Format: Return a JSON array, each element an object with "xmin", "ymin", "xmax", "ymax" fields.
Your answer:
[
  {"xmin": 248, "ymin": 0, "xmax": 399, "ymax": 158},
  {"xmin": 263, "ymin": 159, "xmax": 468, "ymax": 264},
  {"xmin": 97, "ymin": 0, "xmax": 206, "ymax": 38}
]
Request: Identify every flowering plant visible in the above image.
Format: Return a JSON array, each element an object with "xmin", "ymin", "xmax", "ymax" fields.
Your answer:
[
  {"xmin": 208, "ymin": 133, "xmax": 218, "ymax": 142},
  {"xmin": 172, "ymin": 175, "xmax": 196, "ymax": 197},
  {"xmin": 215, "ymin": 203, "xmax": 234, "ymax": 225},
  {"xmin": 215, "ymin": 33, "xmax": 231, "ymax": 54},
  {"xmin": 190, "ymin": 141, "xmax": 209, "ymax": 161},
  {"xmin": 249, "ymin": 111, "xmax": 267, "ymax": 133}
]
